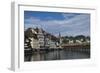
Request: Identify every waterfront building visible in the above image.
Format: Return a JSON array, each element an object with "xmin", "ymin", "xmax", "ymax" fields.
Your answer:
[
  {"xmin": 37, "ymin": 28, "xmax": 45, "ymax": 48},
  {"xmin": 25, "ymin": 28, "xmax": 39, "ymax": 49},
  {"xmin": 24, "ymin": 38, "xmax": 32, "ymax": 49},
  {"xmin": 85, "ymin": 38, "xmax": 90, "ymax": 44},
  {"xmin": 25, "ymin": 27, "xmax": 59, "ymax": 49},
  {"xmin": 44, "ymin": 35, "xmax": 50, "ymax": 48},
  {"xmin": 29, "ymin": 37, "xmax": 39, "ymax": 49},
  {"xmin": 49, "ymin": 41, "xmax": 57, "ymax": 48},
  {"xmin": 69, "ymin": 40, "xmax": 74, "ymax": 44},
  {"xmin": 75, "ymin": 40, "xmax": 82, "ymax": 44}
]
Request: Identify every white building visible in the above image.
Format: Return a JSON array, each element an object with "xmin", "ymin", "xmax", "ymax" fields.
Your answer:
[
  {"xmin": 69, "ymin": 40, "xmax": 74, "ymax": 44},
  {"xmin": 25, "ymin": 27, "xmax": 59, "ymax": 49},
  {"xmin": 49, "ymin": 41, "xmax": 57, "ymax": 48},
  {"xmin": 29, "ymin": 37, "xmax": 39, "ymax": 49},
  {"xmin": 75, "ymin": 40, "xmax": 82, "ymax": 44},
  {"xmin": 37, "ymin": 28, "xmax": 45, "ymax": 48}
]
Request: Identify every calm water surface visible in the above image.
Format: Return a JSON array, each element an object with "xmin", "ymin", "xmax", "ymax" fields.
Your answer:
[{"xmin": 25, "ymin": 48, "xmax": 90, "ymax": 61}]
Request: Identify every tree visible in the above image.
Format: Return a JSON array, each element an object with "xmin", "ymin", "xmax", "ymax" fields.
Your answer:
[{"xmin": 62, "ymin": 38, "xmax": 69, "ymax": 44}]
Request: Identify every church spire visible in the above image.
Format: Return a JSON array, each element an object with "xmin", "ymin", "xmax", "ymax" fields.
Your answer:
[{"xmin": 59, "ymin": 32, "xmax": 62, "ymax": 48}]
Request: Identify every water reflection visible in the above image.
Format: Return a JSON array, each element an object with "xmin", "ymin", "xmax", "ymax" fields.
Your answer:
[{"xmin": 25, "ymin": 48, "xmax": 90, "ymax": 61}]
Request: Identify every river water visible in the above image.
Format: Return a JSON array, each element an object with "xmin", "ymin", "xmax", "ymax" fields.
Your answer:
[{"xmin": 24, "ymin": 49, "xmax": 90, "ymax": 61}]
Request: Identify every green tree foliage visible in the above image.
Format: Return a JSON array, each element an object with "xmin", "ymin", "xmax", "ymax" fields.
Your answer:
[{"xmin": 62, "ymin": 35, "xmax": 90, "ymax": 44}]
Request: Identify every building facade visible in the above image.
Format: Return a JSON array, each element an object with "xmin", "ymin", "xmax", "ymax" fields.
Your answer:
[{"xmin": 25, "ymin": 27, "xmax": 59, "ymax": 49}]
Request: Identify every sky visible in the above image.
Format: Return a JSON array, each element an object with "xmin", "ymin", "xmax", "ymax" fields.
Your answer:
[{"xmin": 24, "ymin": 11, "xmax": 90, "ymax": 37}]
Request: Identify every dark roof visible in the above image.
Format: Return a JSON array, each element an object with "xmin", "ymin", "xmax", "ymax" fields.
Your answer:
[
  {"xmin": 25, "ymin": 28, "xmax": 38, "ymax": 39},
  {"xmin": 25, "ymin": 27, "xmax": 59, "ymax": 41}
]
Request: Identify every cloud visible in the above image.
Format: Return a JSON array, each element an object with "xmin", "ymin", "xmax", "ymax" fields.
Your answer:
[{"xmin": 24, "ymin": 13, "xmax": 90, "ymax": 36}]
